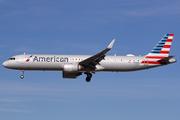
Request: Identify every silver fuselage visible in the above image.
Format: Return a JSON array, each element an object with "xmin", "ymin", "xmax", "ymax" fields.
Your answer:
[{"xmin": 2, "ymin": 54, "xmax": 176, "ymax": 72}]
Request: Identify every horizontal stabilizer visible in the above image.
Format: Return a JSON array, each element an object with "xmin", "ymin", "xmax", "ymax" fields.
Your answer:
[{"xmin": 158, "ymin": 55, "xmax": 175, "ymax": 64}]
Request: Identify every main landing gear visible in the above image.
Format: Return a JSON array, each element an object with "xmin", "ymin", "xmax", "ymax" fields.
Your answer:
[
  {"xmin": 85, "ymin": 72, "xmax": 92, "ymax": 82},
  {"xmin": 20, "ymin": 70, "xmax": 24, "ymax": 79}
]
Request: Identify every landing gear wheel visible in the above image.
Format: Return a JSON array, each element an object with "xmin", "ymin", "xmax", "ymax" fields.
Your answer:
[
  {"xmin": 86, "ymin": 77, "xmax": 91, "ymax": 82},
  {"xmin": 20, "ymin": 75, "xmax": 24, "ymax": 79},
  {"xmin": 20, "ymin": 70, "xmax": 24, "ymax": 79},
  {"xmin": 87, "ymin": 73, "xmax": 92, "ymax": 78},
  {"xmin": 85, "ymin": 73, "xmax": 92, "ymax": 82}
]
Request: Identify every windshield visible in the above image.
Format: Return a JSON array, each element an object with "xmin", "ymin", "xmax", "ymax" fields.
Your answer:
[{"xmin": 8, "ymin": 58, "xmax": 15, "ymax": 60}]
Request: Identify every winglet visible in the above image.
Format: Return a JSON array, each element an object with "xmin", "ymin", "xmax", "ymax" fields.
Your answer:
[{"xmin": 108, "ymin": 39, "xmax": 115, "ymax": 49}]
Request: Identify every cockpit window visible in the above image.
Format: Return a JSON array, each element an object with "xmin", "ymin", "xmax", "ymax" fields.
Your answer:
[{"xmin": 8, "ymin": 58, "xmax": 15, "ymax": 60}]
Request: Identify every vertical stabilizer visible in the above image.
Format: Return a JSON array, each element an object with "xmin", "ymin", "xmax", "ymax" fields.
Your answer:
[
  {"xmin": 146, "ymin": 34, "xmax": 174, "ymax": 57},
  {"xmin": 142, "ymin": 34, "xmax": 174, "ymax": 65}
]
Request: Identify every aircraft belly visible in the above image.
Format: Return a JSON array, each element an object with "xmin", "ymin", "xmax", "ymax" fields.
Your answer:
[
  {"xmin": 101, "ymin": 61, "xmax": 139, "ymax": 71},
  {"xmin": 11, "ymin": 62, "xmax": 63, "ymax": 70},
  {"xmin": 137, "ymin": 64, "xmax": 162, "ymax": 70},
  {"xmin": 7, "ymin": 61, "xmax": 29, "ymax": 70}
]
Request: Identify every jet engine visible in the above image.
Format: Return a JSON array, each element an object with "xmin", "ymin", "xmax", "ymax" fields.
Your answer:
[
  {"xmin": 63, "ymin": 63, "xmax": 83, "ymax": 72},
  {"xmin": 63, "ymin": 63, "xmax": 83, "ymax": 78}
]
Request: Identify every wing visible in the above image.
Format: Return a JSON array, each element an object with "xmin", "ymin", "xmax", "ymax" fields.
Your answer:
[{"xmin": 79, "ymin": 39, "xmax": 115, "ymax": 70}]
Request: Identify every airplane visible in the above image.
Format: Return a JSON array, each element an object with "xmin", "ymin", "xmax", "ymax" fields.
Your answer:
[{"xmin": 2, "ymin": 34, "xmax": 177, "ymax": 82}]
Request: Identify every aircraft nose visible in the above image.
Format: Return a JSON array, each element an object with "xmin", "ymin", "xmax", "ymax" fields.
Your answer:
[{"xmin": 2, "ymin": 61, "xmax": 8, "ymax": 68}]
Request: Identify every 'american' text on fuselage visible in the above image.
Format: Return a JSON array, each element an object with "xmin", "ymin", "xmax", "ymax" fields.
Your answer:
[{"xmin": 33, "ymin": 56, "xmax": 68, "ymax": 62}]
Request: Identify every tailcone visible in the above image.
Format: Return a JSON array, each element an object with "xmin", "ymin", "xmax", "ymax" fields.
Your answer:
[{"xmin": 169, "ymin": 58, "xmax": 177, "ymax": 64}]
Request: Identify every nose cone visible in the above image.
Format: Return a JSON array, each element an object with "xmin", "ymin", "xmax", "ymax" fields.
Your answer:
[{"xmin": 2, "ymin": 61, "xmax": 8, "ymax": 68}]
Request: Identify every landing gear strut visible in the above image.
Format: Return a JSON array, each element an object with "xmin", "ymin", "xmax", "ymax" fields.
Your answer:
[
  {"xmin": 85, "ymin": 73, "xmax": 92, "ymax": 82},
  {"xmin": 20, "ymin": 70, "xmax": 24, "ymax": 79}
]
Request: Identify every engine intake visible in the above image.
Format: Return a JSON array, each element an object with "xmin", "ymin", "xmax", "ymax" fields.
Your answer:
[{"xmin": 63, "ymin": 63, "xmax": 83, "ymax": 72}]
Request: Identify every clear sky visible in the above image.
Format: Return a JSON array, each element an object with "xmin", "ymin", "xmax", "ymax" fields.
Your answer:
[{"xmin": 0, "ymin": 0, "xmax": 180, "ymax": 120}]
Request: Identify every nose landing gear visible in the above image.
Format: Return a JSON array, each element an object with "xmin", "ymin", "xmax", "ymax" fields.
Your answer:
[
  {"xmin": 85, "ymin": 72, "xmax": 92, "ymax": 82},
  {"xmin": 20, "ymin": 70, "xmax": 24, "ymax": 79}
]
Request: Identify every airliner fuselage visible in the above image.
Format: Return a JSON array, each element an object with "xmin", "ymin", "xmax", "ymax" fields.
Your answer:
[{"xmin": 3, "ymin": 54, "xmax": 151, "ymax": 71}]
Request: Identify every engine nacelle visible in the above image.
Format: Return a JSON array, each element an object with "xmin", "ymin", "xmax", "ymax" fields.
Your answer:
[
  {"xmin": 63, "ymin": 72, "xmax": 77, "ymax": 78},
  {"xmin": 63, "ymin": 63, "xmax": 82, "ymax": 72}
]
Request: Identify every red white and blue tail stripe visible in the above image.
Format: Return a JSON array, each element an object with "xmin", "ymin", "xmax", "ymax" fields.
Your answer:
[{"xmin": 141, "ymin": 34, "xmax": 174, "ymax": 65}]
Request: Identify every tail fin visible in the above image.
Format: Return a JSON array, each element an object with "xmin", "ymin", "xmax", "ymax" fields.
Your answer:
[
  {"xmin": 142, "ymin": 34, "xmax": 174, "ymax": 65},
  {"xmin": 146, "ymin": 34, "xmax": 174, "ymax": 57}
]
